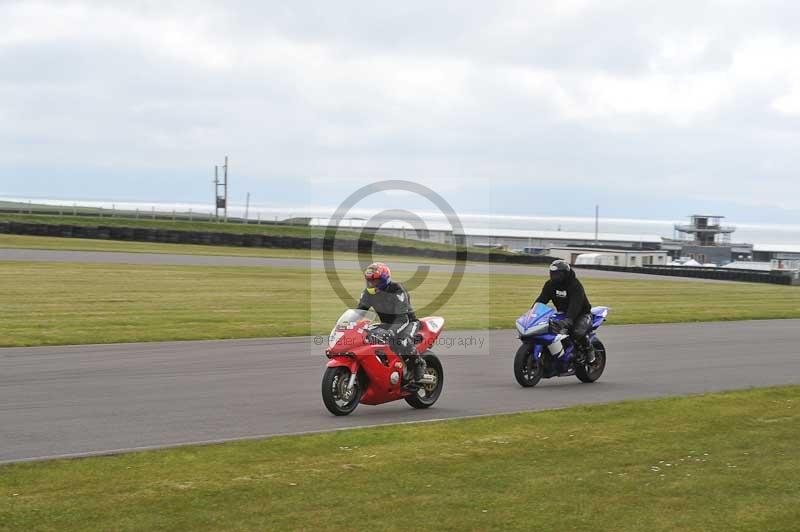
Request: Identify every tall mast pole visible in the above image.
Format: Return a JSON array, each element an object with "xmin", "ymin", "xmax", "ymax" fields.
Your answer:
[
  {"xmin": 214, "ymin": 165, "xmax": 219, "ymax": 220},
  {"xmin": 223, "ymin": 155, "xmax": 229, "ymax": 223},
  {"xmin": 594, "ymin": 205, "xmax": 599, "ymax": 245}
]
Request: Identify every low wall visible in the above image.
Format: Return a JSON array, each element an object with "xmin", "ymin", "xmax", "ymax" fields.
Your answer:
[
  {"xmin": 576, "ymin": 263, "xmax": 799, "ymax": 286},
  {"xmin": 0, "ymin": 221, "xmax": 556, "ymax": 265}
]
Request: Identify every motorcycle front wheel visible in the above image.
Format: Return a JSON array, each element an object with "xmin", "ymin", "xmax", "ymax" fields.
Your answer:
[
  {"xmin": 322, "ymin": 366, "xmax": 362, "ymax": 416},
  {"xmin": 514, "ymin": 343, "xmax": 542, "ymax": 387}
]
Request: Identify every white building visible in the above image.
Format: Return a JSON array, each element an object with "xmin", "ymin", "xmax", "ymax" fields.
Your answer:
[
  {"xmin": 547, "ymin": 247, "xmax": 670, "ymax": 267},
  {"xmin": 308, "ymin": 218, "xmax": 663, "ymax": 251},
  {"xmin": 459, "ymin": 228, "xmax": 662, "ymax": 251},
  {"xmin": 752, "ymin": 243, "xmax": 800, "ymax": 262}
]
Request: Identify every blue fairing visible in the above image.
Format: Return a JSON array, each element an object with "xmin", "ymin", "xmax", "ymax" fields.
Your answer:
[
  {"xmin": 590, "ymin": 306, "xmax": 610, "ymax": 329},
  {"xmin": 516, "ymin": 303, "xmax": 555, "ymax": 336},
  {"xmin": 518, "ymin": 304, "xmax": 610, "ymax": 340},
  {"xmin": 538, "ymin": 332, "xmax": 558, "ymax": 343},
  {"xmin": 531, "ymin": 302, "xmax": 552, "ymax": 317},
  {"xmin": 531, "ymin": 344, "xmax": 543, "ymax": 361}
]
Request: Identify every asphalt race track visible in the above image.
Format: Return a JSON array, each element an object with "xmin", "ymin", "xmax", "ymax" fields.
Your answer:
[
  {"xmin": 0, "ymin": 248, "xmax": 733, "ymax": 282},
  {"xmin": 2, "ymin": 320, "xmax": 799, "ymax": 464}
]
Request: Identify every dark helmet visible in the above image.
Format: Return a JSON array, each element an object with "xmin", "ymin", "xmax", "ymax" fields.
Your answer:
[{"xmin": 549, "ymin": 259, "xmax": 571, "ymax": 285}]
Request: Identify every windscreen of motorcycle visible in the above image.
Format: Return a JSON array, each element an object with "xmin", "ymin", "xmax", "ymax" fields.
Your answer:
[
  {"xmin": 329, "ymin": 308, "xmax": 378, "ymax": 348},
  {"xmin": 516, "ymin": 303, "xmax": 554, "ymax": 336}
]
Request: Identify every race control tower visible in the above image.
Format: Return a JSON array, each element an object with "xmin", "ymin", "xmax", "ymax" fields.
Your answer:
[
  {"xmin": 671, "ymin": 215, "xmax": 740, "ymax": 265},
  {"xmin": 674, "ymin": 215, "xmax": 736, "ymax": 246}
]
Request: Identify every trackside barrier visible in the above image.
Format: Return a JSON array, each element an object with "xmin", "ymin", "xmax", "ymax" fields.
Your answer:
[
  {"xmin": 0, "ymin": 221, "xmax": 556, "ymax": 266},
  {"xmin": 575, "ymin": 264, "xmax": 799, "ymax": 286}
]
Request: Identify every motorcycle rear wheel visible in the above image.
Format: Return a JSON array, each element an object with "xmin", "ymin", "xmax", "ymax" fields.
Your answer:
[
  {"xmin": 514, "ymin": 343, "xmax": 542, "ymax": 387},
  {"xmin": 575, "ymin": 338, "xmax": 606, "ymax": 383},
  {"xmin": 405, "ymin": 353, "xmax": 444, "ymax": 409},
  {"xmin": 322, "ymin": 366, "xmax": 362, "ymax": 416}
]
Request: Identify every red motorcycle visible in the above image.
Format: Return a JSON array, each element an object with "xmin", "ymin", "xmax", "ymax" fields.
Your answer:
[{"xmin": 322, "ymin": 309, "xmax": 445, "ymax": 416}]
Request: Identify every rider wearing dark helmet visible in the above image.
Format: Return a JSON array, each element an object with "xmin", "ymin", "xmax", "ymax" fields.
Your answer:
[
  {"xmin": 356, "ymin": 262, "xmax": 426, "ymax": 386},
  {"xmin": 534, "ymin": 259, "xmax": 596, "ymax": 363}
]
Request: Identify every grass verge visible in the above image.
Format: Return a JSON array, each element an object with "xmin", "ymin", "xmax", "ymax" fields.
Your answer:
[
  {"xmin": 1, "ymin": 262, "xmax": 798, "ymax": 346},
  {"xmin": 1, "ymin": 385, "xmax": 798, "ymax": 532}
]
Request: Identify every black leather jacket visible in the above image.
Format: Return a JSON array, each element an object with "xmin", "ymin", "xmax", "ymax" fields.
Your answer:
[{"xmin": 534, "ymin": 270, "xmax": 591, "ymax": 321}]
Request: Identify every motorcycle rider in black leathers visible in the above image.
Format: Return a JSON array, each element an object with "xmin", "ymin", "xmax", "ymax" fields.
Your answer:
[
  {"xmin": 356, "ymin": 262, "xmax": 426, "ymax": 388},
  {"xmin": 534, "ymin": 259, "xmax": 596, "ymax": 364}
]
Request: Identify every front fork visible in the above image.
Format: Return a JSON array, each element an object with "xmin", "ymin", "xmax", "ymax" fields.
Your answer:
[
  {"xmin": 531, "ymin": 344, "xmax": 543, "ymax": 364},
  {"xmin": 346, "ymin": 372, "xmax": 358, "ymax": 391},
  {"xmin": 326, "ymin": 357, "xmax": 359, "ymax": 390}
]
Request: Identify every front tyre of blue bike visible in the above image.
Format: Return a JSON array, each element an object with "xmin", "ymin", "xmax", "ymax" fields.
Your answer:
[{"xmin": 514, "ymin": 343, "xmax": 542, "ymax": 387}]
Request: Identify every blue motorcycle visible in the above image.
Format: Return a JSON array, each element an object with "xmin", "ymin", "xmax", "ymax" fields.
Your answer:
[{"xmin": 513, "ymin": 303, "xmax": 609, "ymax": 387}]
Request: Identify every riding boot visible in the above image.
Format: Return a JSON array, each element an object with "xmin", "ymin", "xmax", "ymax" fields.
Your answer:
[
  {"xmin": 413, "ymin": 356, "xmax": 427, "ymax": 381},
  {"xmin": 574, "ymin": 336, "xmax": 595, "ymax": 364},
  {"xmin": 581, "ymin": 340, "xmax": 596, "ymax": 364},
  {"xmin": 400, "ymin": 356, "xmax": 425, "ymax": 392}
]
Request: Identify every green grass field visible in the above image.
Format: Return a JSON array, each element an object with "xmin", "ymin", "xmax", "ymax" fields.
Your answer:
[
  {"xmin": 1, "ymin": 261, "xmax": 798, "ymax": 347},
  {"xmin": 1, "ymin": 385, "xmax": 797, "ymax": 532}
]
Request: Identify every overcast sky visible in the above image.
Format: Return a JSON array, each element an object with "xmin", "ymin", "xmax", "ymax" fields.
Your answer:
[{"xmin": 2, "ymin": 0, "xmax": 800, "ymax": 222}]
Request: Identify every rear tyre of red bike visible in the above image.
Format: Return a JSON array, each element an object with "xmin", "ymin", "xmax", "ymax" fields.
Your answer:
[{"xmin": 404, "ymin": 353, "xmax": 444, "ymax": 409}]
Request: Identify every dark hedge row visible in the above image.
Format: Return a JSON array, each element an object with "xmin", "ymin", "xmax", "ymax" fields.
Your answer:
[{"xmin": 0, "ymin": 221, "xmax": 556, "ymax": 265}]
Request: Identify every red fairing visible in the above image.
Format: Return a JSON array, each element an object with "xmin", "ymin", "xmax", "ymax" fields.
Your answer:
[
  {"xmin": 325, "ymin": 356, "xmax": 358, "ymax": 373},
  {"xmin": 322, "ymin": 315, "xmax": 445, "ymax": 407},
  {"xmin": 416, "ymin": 316, "xmax": 445, "ymax": 353},
  {"xmin": 326, "ymin": 318, "xmax": 370, "ymax": 355}
]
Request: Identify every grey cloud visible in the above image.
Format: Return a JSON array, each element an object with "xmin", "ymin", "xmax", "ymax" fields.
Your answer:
[{"xmin": 2, "ymin": 1, "xmax": 800, "ymax": 220}]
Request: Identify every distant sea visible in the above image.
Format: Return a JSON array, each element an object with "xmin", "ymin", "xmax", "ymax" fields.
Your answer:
[{"xmin": 3, "ymin": 196, "xmax": 800, "ymax": 246}]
